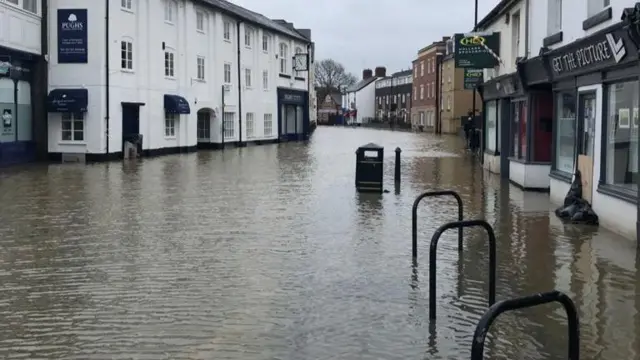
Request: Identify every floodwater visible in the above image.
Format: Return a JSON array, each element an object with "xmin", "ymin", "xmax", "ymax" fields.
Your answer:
[{"xmin": 0, "ymin": 126, "xmax": 638, "ymax": 359}]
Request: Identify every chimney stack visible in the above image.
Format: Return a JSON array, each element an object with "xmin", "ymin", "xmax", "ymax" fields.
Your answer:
[
  {"xmin": 374, "ymin": 66, "xmax": 386, "ymax": 77},
  {"xmin": 362, "ymin": 69, "xmax": 373, "ymax": 80}
]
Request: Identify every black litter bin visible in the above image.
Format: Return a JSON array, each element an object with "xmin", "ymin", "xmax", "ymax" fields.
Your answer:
[{"xmin": 355, "ymin": 143, "xmax": 384, "ymax": 193}]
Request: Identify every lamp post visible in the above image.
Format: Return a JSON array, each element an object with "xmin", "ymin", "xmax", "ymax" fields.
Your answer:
[
  {"xmin": 621, "ymin": 3, "xmax": 640, "ymax": 245},
  {"xmin": 471, "ymin": 0, "xmax": 479, "ymax": 131},
  {"xmin": 9, "ymin": 63, "xmax": 20, "ymax": 142}
]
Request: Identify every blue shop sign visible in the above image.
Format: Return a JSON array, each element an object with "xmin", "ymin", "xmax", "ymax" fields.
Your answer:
[
  {"xmin": 57, "ymin": 9, "xmax": 88, "ymax": 63},
  {"xmin": 279, "ymin": 90, "xmax": 306, "ymax": 104}
]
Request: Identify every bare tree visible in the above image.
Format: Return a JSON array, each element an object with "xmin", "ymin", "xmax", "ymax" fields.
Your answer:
[{"xmin": 314, "ymin": 59, "xmax": 357, "ymax": 99}]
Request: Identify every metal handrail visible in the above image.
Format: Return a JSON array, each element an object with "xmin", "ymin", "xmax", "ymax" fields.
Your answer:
[{"xmin": 412, "ymin": 190, "xmax": 464, "ymax": 259}]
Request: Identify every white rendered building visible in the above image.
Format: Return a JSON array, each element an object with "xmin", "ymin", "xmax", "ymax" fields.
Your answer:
[{"xmin": 46, "ymin": 0, "xmax": 314, "ymax": 161}]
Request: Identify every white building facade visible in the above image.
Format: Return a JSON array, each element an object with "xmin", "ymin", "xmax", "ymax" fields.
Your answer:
[
  {"xmin": 518, "ymin": 0, "xmax": 640, "ymax": 241},
  {"xmin": 0, "ymin": 0, "xmax": 46, "ymax": 167},
  {"xmin": 46, "ymin": 0, "xmax": 313, "ymax": 161},
  {"xmin": 342, "ymin": 68, "xmax": 383, "ymax": 124}
]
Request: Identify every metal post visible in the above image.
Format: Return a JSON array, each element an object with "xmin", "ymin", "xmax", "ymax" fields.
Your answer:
[
  {"xmin": 428, "ymin": 219, "xmax": 496, "ymax": 320},
  {"xmin": 470, "ymin": 290, "xmax": 579, "ymax": 360},
  {"xmin": 411, "ymin": 190, "xmax": 464, "ymax": 259},
  {"xmin": 221, "ymin": 85, "xmax": 225, "ymax": 149},
  {"xmin": 394, "ymin": 147, "xmax": 401, "ymax": 184},
  {"xmin": 471, "ymin": 0, "xmax": 479, "ymax": 136}
]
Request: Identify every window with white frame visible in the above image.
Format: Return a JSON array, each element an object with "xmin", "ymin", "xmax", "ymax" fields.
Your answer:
[
  {"xmin": 588, "ymin": 0, "xmax": 610, "ymax": 17},
  {"xmin": 164, "ymin": 0, "xmax": 176, "ymax": 23},
  {"xmin": 223, "ymin": 21, "xmax": 231, "ymax": 41},
  {"xmin": 196, "ymin": 11, "xmax": 205, "ymax": 32},
  {"xmin": 294, "ymin": 47, "xmax": 303, "ymax": 75},
  {"xmin": 431, "ymin": 59, "xmax": 435, "ymax": 73},
  {"xmin": 197, "ymin": 112, "xmax": 210, "ymax": 139},
  {"xmin": 246, "ymin": 112, "xmax": 254, "ymax": 138},
  {"xmin": 414, "ymin": 86, "xmax": 417, "ymax": 100},
  {"xmin": 245, "ymin": 68, "xmax": 252, "ymax": 87},
  {"xmin": 420, "ymin": 61, "xmax": 424, "ymax": 76},
  {"xmin": 165, "ymin": 113, "xmax": 177, "ymax": 137},
  {"xmin": 224, "ymin": 63, "xmax": 231, "ymax": 83},
  {"xmin": 197, "ymin": 56, "xmax": 205, "ymax": 80},
  {"xmin": 279, "ymin": 43, "xmax": 288, "ymax": 74},
  {"xmin": 164, "ymin": 51, "xmax": 175, "ymax": 77},
  {"xmin": 511, "ymin": 11, "xmax": 521, "ymax": 63},
  {"xmin": 431, "ymin": 82, "xmax": 435, "ymax": 97},
  {"xmin": 61, "ymin": 113, "xmax": 84, "ymax": 141},
  {"xmin": 262, "ymin": 34, "xmax": 269, "ymax": 52},
  {"xmin": 264, "ymin": 113, "xmax": 273, "ymax": 136},
  {"xmin": 420, "ymin": 85, "xmax": 424, "ymax": 100},
  {"xmin": 223, "ymin": 112, "xmax": 235, "ymax": 138},
  {"xmin": 263, "ymin": 70, "xmax": 268, "ymax": 90},
  {"xmin": 121, "ymin": 0, "xmax": 132, "ymax": 10},
  {"xmin": 23, "ymin": 0, "xmax": 37, "ymax": 13},
  {"xmin": 245, "ymin": 27, "xmax": 252, "ymax": 47},
  {"xmin": 547, "ymin": 0, "xmax": 562, "ymax": 35},
  {"xmin": 447, "ymin": 95, "xmax": 451, "ymax": 110},
  {"xmin": 121, "ymin": 40, "xmax": 133, "ymax": 70}
]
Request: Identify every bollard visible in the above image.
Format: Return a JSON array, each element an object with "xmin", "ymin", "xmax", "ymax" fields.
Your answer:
[{"xmin": 394, "ymin": 147, "xmax": 401, "ymax": 184}]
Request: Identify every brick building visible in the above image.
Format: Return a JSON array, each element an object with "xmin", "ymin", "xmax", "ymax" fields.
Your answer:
[{"xmin": 410, "ymin": 37, "xmax": 447, "ymax": 131}]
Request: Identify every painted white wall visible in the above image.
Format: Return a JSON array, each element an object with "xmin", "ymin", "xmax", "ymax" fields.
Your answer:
[
  {"xmin": 478, "ymin": 0, "xmax": 528, "ymax": 81},
  {"xmin": 355, "ymin": 82, "xmax": 375, "ymax": 123},
  {"xmin": 0, "ymin": 1, "xmax": 41, "ymax": 55},
  {"xmin": 531, "ymin": 0, "xmax": 635, "ymax": 52},
  {"xmin": 48, "ymin": 0, "xmax": 310, "ymax": 155}
]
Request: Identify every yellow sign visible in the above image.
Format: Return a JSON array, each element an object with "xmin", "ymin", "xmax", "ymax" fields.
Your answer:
[{"xmin": 459, "ymin": 36, "xmax": 486, "ymax": 46}]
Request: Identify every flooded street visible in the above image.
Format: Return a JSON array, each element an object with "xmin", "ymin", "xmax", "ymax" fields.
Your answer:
[{"xmin": 1, "ymin": 126, "xmax": 639, "ymax": 359}]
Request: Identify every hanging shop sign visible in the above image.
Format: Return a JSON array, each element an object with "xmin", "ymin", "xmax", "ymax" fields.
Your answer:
[{"xmin": 454, "ymin": 32, "xmax": 501, "ymax": 68}]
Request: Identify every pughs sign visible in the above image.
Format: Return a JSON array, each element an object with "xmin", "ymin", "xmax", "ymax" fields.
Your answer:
[
  {"xmin": 454, "ymin": 33, "xmax": 500, "ymax": 68},
  {"xmin": 548, "ymin": 22, "xmax": 635, "ymax": 78}
]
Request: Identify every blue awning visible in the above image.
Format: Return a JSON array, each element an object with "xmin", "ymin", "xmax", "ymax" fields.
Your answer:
[
  {"xmin": 164, "ymin": 94, "xmax": 191, "ymax": 114},
  {"xmin": 47, "ymin": 88, "xmax": 88, "ymax": 112}
]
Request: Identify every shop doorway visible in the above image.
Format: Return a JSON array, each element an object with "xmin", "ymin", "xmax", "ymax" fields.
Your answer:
[
  {"xmin": 577, "ymin": 92, "xmax": 596, "ymax": 203},
  {"xmin": 281, "ymin": 104, "xmax": 302, "ymax": 140},
  {"xmin": 121, "ymin": 103, "xmax": 142, "ymax": 158}
]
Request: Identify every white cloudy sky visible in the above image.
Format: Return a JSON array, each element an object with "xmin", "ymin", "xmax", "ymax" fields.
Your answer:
[{"xmin": 230, "ymin": 0, "xmax": 502, "ymax": 76}]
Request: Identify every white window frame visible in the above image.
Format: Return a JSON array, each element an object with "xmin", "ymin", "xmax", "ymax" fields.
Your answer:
[
  {"xmin": 196, "ymin": 11, "xmax": 205, "ymax": 32},
  {"xmin": 587, "ymin": 0, "xmax": 610, "ymax": 17},
  {"xmin": 164, "ymin": 50, "xmax": 175, "ymax": 78},
  {"xmin": 121, "ymin": 0, "xmax": 133, "ymax": 11},
  {"xmin": 223, "ymin": 21, "xmax": 231, "ymax": 41},
  {"xmin": 196, "ymin": 56, "xmax": 205, "ymax": 80},
  {"xmin": 262, "ymin": 34, "xmax": 269, "ymax": 52},
  {"xmin": 61, "ymin": 112, "xmax": 84, "ymax": 142},
  {"xmin": 245, "ymin": 27, "xmax": 252, "ymax": 47},
  {"xmin": 165, "ymin": 113, "xmax": 177, "ymax": 137},
  {"xmin": 121, "ymin": 40, "xmax": 133, "ymax": 70},
  {"xmin": 223, "ymin": 112, "xmax": 235, "ymax": 139},
  {"xmin": 264, "ymin": 113, "xmax": 273, "ymax": 136},
  {"xmin": 22, "ymin": 0, "xmax": 37, "ymax": 13},
  {"xmin": 224, "ymin": 63, "xmax": 232, "ymax": 83},
  {"xmin": 246, "ymin": 112, "xmax": 254, "ymax": 138},
  {"xmin": 547, "ymin": 0, "xmax": 562, "ymax": 35},
  {"xmin": 245, "ymin": 68, "xmax": 252, "ymax": 88},
  {"xmin": 420, "ymin": 85, "xmax": 424, "ymax": 100},
  {"xmin": 262, "ymin": 70, "xmax": 269, "ymax": 90},
  {"xmin": 420, "ymin": 61, "xmax": 424, "ymax": 76},
  {"xmin": 279, "ymin": 43, "xmax": 288, "ymax": 74},
  {"xmin": 164, "ymin": 0, "xmax": 176, "ymax": 23}
]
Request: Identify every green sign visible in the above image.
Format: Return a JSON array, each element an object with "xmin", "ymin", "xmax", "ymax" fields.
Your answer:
[
  {"xmin": 454, "ymin": 33, "xmax": 500, "ymax": 68},
  {"xmin": 463, "ymin": 69, "xmax": 484, "ymax": 89}
]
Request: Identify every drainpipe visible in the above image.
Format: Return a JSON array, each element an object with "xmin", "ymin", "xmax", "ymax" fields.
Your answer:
[
  {"xmin": 306, "ymin": 42, "xmax": 312, "ymax": 137},
  {"xmin": 435, "ymin": 54, "xmax": 441, "ymax": 135},
  {"xmin": 524, "ymin": 0, "xmax": 530, "ymax": 59},
  {"xmin": 105, "ymin": 0, "xmax": 110, "ymax": 155},
  {"xmin": 236, "ymin": 21, "xmax": 243, "ymax": 146}
]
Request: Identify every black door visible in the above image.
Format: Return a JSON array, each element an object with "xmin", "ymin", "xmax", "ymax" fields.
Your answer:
[{"xmin": 122, "ymin": 104, "xmax": 140, "ymax": 153}]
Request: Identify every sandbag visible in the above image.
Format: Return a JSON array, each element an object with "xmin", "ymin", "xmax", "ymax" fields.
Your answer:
[{"xmin": 554, "ymin": 170, "xmax": 599, "ymax": 225}]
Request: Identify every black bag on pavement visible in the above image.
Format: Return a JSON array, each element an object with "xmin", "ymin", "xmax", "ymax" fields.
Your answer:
[{"xmin": 554, "ymin": 170, "xmax": 599, "ymax": 225}]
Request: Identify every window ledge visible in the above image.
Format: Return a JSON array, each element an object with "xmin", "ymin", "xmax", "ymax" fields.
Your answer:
[
  {"xmin": 165, "ymin": 77, "xmax": 176, "ymax": 81},
  {"xmin": 582, "ymin": 7, "xmax": 612, "ymax": 30},
  {"xmin": 58, "ymin": 141, "xmax": 86, "ymax": 146},
  {"xmin": 549, "ymin": 169, "xmax": 572, "ymax": 183},
  {"xmin": 121, "ymin": 8, "xmax": 134, "ymax": 14},
  {"xmin": 279, "ymin": 74, "xmax": 291, "ymax": 79},
  {"xmin": 543, "ymin": 31, "xmax": 563, "ymax": 47},
  {"xmin": 197, "ymin": 30, "xmax": 205, "ymax": 34},
  {"xmin": 597, "ymin": 183, "xmax": 638, "ymax": 204},
  {"xmin": 164, "ymin": 136, "xmax": 177, "ymax": 140},
  {"xmin": 294, "ymin": 76, "xmax": 305, "ymax": 81},
  {"xmin": 223, "ymin": 39, "xmax": 231, "ymax": 43},
  {"xmin": 121, "ymin": 69, "xmax": 135, "ymax": 74}
]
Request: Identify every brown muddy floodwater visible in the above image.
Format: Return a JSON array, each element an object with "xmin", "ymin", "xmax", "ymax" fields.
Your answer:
[{"xmin": 0, "ymin": 126, "xmax": 639, "ymax": 359}]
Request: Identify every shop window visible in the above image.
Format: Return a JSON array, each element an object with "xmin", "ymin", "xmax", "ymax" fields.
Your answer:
[
  {"xmin": 61, "ymin": 113, "xmax": 84, "ymax": 141},
  {"xmin": 0, "ymin": 79, "xmax": 32, "ymax": 143},
  {"xmin": 530, "ymin": 92, "xmax": 553, "ymax": 162},
  {"xmin": 604, "ymin": 81, "xmax": 639, "ymax": 191},
  {"xmin": 165, "ymin": 113, "xmax": 176, "ymax": 137},
  {"xmin": 555, "ymin": 92, "xmax": 576, "ymax": 174},
  {"xmin": 485, "ymin": 100, "xmax": 498, "ymax": 152},
  {"xmin": 511, "ymin": 100, "xmax": 527, "ymax": 159}
]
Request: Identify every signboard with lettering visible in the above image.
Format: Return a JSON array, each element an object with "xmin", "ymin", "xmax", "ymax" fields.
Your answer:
[
  {"xmin": 58, "ymin": 9, "xmax": 88, "ymax": 63},
  {"xmin": 546, "ymin": 22, "xmax": 636, "ymax": 79},
  {"xmin": 454, "ymin": 33, "xmax": 500, "ymax": 68},
  {"xmin": 463, "ymin": 69, "xmax": 484, "ymax": 89}
]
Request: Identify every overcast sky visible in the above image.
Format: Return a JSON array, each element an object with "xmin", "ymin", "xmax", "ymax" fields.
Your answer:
[{"xmin": 230, "ymin": 0, "xmax": 501, "ymax": 76}]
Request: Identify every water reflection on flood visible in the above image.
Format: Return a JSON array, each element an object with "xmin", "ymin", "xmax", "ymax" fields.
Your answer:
[{"xmin": 0, "ymin": 126, "xmax": 638, "ymax": 359}]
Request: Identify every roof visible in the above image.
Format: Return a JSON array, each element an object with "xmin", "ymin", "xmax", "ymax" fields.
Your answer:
[
  {"xmin": 329, "ymin": 93, "xmax": 342, "ymax": 105},
  {"xmin": 197, "ymin": 0, "xmax": 310, "ymax": 43},
  {"xmin": 475, "ymin": 0, "xmax": 519, "ymax": 31},
  {"xmin": 346, "ymin": 76, "xmax": 378, "ymax": 92},
  {"xmin": 392, "ymin": 70, "xmax": 412, "ymax": 77}
]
